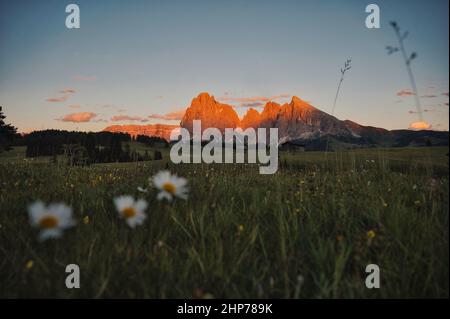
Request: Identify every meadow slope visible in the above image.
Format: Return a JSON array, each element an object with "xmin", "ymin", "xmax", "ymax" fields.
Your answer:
[{"xmin": 0, "ymin": 147, "xmax": 448, "ymax": 298}]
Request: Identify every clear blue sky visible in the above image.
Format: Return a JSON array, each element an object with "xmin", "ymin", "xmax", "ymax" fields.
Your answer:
[{"xmin": 0, "ymin": 0, "xmax": 448, "ymax": 132}]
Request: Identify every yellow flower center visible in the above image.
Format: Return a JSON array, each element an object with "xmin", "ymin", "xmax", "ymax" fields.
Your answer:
[
  {"xmin": 163, "ymin": 182, "xmax": 176, "ymax": 194},
  {"xmin": 25, "ymin": 260, "xmax": 34, "ymax": 270},
  {"xmin": 122, "ymin": 207, "xmax": 136, "ymax": 218},
  {"xmin": 39, "ymin": 215, "xmax": 59, "ymax": 229},
  {"xmin": 367, "ymin": 230, "xmax": 376, "ymax": 239}
]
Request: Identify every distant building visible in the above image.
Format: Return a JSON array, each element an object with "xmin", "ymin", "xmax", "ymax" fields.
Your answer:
[{"xmin": 279, "ymin": 140, "xmax": 306, "ymax": 152}]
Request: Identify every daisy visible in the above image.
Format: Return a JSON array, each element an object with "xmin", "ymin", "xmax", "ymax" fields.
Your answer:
[
  {"xmin": 152, "ymin": 170, "xmax": 188, "ymax": 201},
  {"xmin": 28, "ymin": 201, "xmax": 76, "ymax": 241},
  {"xmin": 137, "ymin": 186, "xmax": 148, "ymax": 193},
  {"xmin": 114, "ymin": 195, "xmax": 147, "ymax": 228}
]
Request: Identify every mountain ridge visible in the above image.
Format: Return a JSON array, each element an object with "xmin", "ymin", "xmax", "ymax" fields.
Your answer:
[{"xmin": 103, "ymin": 92, "xmax": 448, "ymax": 149}]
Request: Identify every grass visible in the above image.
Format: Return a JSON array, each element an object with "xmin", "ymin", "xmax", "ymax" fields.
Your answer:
[{"xmin": 0, "ymin": 146, "xmax": 448, "ymax": 298}]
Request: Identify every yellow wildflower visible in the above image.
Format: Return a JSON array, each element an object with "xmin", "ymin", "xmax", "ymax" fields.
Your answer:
[
  {"xmin": 25, "ymin": 260, "xmax": 34, "ymax": 270},
  {"xmin": 367, "ymin": 230, "xmax": 376, "ymax": 239}
]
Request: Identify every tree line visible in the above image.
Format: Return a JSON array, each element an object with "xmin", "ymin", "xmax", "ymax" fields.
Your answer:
[
  {"xmin": 0, "ymin": 105, "xmax": 169, "ymax": 165},
  {"xmin": 20, "ymin": 130, "xmax": 168, "ymax": 165}
]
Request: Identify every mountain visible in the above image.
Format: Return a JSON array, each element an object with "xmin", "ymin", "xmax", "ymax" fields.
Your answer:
[
  {"xmin": 180, "ymin": 92, "xmax": 448, "ymax": 150},
  {"xmin": 181, "ymin": 93, "xmax": 365, "ymax": 140},
  {"xmin": 102, "ymin": 92, "xmax": 448, "ymax": 149},
  {"xmin": 241, "ymin": 108, "xmax": 261, "ymax": 129},
  {"xmin": 180, "ymin": 92, "xmax": 240, "ymax": 133},
  {"xmin": 103, "ymin": 124, "xmax": 178, "ymax": 141}
]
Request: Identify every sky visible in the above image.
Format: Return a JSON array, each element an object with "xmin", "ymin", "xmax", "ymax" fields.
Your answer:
[{"xmin": 0, "ymin": 0, "xmax": 448, "ymax": 133}]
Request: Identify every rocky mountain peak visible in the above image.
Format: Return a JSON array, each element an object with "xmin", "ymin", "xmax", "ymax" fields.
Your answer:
[
  {"xmin": 181, "ymin": 92, "xmax": 240, "ymax": 133},
  {"xmin": 241, "ymin": 108, "xmax": 261, "ymax": 129},
  {"xmin": 191, "ymin": 92, "xmax": 218, "ymax": 107},
  {"xmin": 290, "ymin": 96, "xmax": 315, "ymax": 110}
]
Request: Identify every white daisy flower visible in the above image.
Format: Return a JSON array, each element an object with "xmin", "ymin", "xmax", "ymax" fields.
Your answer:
[
  {"xmin": 114, "ymin": 195, "xmax": 147, "ymax": 228},
  {"xmin": 28, "ymin": 201, "xmax": 76, "ymax": 241},
  {"xmin": 152, "ymin": 170, "xmax": 188, "ymax": 201},
  {"xmin": 137, "ymin": 186, "xmax": 148, "ymax": 193}
]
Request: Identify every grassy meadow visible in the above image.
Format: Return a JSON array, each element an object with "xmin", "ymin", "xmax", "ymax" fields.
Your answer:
[{"xmin": 0, "ymin": 145, "xmax": 448, "ymax": 298}]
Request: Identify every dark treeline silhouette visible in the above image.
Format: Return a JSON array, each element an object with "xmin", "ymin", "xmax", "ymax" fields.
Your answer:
[
  {"xmin": 22, "ymin": 129, "xmax": 157, "ymax": 165},
  {"xmin": 135, "ymin": 135, "xmax": 169, "ymax": 147},
  {"xmin": 0, "ymin": 106, "xmax": 19, "ymax": 153}
]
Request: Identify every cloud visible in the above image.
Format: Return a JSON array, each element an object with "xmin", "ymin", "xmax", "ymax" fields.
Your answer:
[
  {"xmin": 442, "ymin": 92, "xmax": 449, "ymax": 96},
  {"xmin": 68, "ymin": 104, "xmax": 81, "ymax": 109},
  {"xmin": 270, "ymin": 94, "xmax": 291, "ymax": 100},
  {"xmin": 421, "ymin": 94, "xmax": 437, "ymax": 98},
  {"xmin": 444, "ymin": 102, "xmax": 449, "ymax": 106},
  {"xmin": 59, "ymin": 112, "xmax": 97, "ymax": 123},
  {"xmin": 59, "ymin": 88, "xmax": 76, "ymax": 94},
  {"xmin": 217, "ymin": 94, "xmax": 291, "ymax": 103},
  {"xmin": 409, "ymin": 121, "xmax": 431, "ymax": 130},
  {"xmin": 102, "ymin": 105, "xmax": 126, "ymax": 112},
  {"xmin": 148, "ymin": 108, "xmax": 186, "ymax": 121},
  {"xmin": 408, "ymin": 109, "xmax": 435, "ymax": 114},
  {"xmin": 72, "ymin": 75, "xmax": 96, "ymax": 81},
  {"xmin": 396, "ymin": 89, "xmax": 415, "ymax": 96},
  {"xmin": 237, "ymin": 102, "xmax": 264, "ymax": 108},
  {"xmin": 46, "ymin": 95, "xmax": 69, "ymax": 103},
  {"xmin": 111, "ymin": 115, "xmax": 149, "ymax": 122}
]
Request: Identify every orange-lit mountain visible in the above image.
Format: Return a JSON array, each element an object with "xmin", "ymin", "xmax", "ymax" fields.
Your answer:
[
  {"xmin": 179, "ymin": 92, "xmax": 448, "ymax": 149},
  {"xmin": 180, "ymin": 92, "xmax": 241, "ymax": 132},
  {"xmin": 103, "ymin": 124, "xmax": 178, "ymax": 140},
  {"xmin": 240, "ymin": 107, "xmax": 261, "ymax": 129},
  {"xmin": 181, "ymin": 92, "xmax": 365, "ymax": 141},
  {"xmin": 103, "ymin": 92, "xmax": 448, "ymax": 148}
]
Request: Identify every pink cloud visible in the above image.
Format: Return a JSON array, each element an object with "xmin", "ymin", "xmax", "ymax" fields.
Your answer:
[
  {"xmin": 148, "ymin": 108, "xmax": 186, "ymax": 121},
  {"xmin": 59, "ymin": 88, "xmax": 76, "ymax": 94},
  {"xmin": 46, "ymin": 95, "xmax": 69, "ymax": 103},
  {"xmin": 396, "ymin": 89, "xmax": 415, "ymax": 97},
  {"xmin": 102, "ymin": 105, "xmax": 127, "ymax": 112},
  {"xmin": 111, "ymin": 115, "xmax": 149, "ymax": 122},
  {"xmin": 409, "ymin": 121, "xmax": 431, "ymax": 130},
  {"xmin": 72, "ymin": 75, "xmax": 96, "ymax": 81},
  {"xmin": 59, "ymin": 112, "xmax": 97, "ymax": 123},
  {"xmin": 217, "ymin": 94, "xmax": 291, "ymax": 103},
  {"xmin": 409, "ymin": 109, "xmax": 435, "ymax": 114},
  {"xmin": 421, "ymin": 95, "xmax": 437, "ymax": 98},
  {"xmin": 68, "ymin": 104, "xmax": 81, "ymax": 109},
  {"xmin": 237, "ymin": 102, "xmax": 264, "ymax": 108},
  {"xmin": 442, "ymin": 92, "xmax": 449, "ymax": 96}
]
